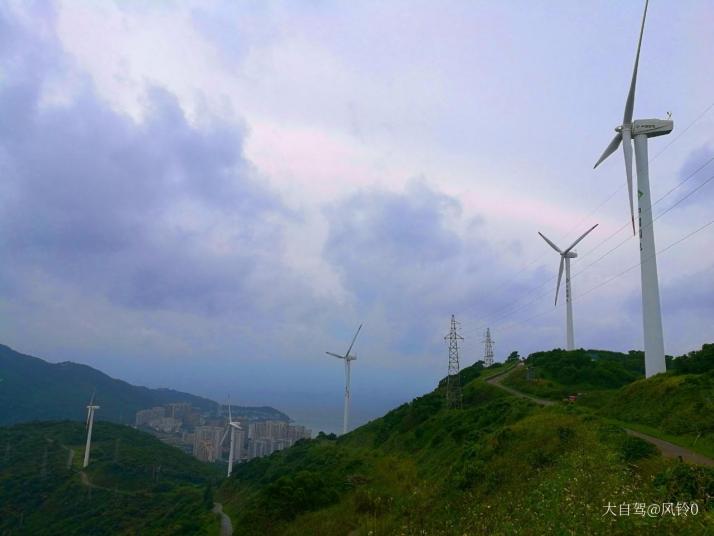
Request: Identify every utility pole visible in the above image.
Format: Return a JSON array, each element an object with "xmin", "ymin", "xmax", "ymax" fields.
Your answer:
[
  {"xmin": 483, "ymin": 328, "xmax": 495, "ymax": 367},
  {"xmin": 444, "ymin": 315, "xmax": 463, "ymax": 409}
]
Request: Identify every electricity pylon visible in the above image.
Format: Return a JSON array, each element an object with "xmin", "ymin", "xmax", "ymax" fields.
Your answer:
[
  {"xmin": 444, "ymin": 315, "xmax": 463, "ymax": 409},
  {"xmin": 483, "ymin": 328, "xmax": 494, "ymax": 367}
]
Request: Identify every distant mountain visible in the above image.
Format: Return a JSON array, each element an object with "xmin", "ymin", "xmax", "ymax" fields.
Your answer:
[
  {"xmin": 0, "ymin": 344, "xmax": 289, "ymax": 426},
  {"xmin": 0, "ymin": 420, "xmax": 221, "ymax": 535}
]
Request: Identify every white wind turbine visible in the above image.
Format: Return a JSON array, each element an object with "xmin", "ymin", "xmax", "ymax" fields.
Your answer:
[
  {"xmin": 539, "ymin": 224, "xmax": 598, "ymax": 351},
  {"xmin": 593, "ymin": 0, "xmax": 671, "ymax": 377},
  {"xmin": 83, "ymin": 391, "xmax": 100, "ymax": 468},
  {"xmin": 326, "ymin": 324, "xmax": 362, "ymax": 435},
  {"xmin": 222, "ymin": 397, "xmax": 242, "ymax": 477}
]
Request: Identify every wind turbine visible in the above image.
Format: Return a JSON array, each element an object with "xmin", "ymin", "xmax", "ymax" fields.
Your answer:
[
  {"xmin": 538, "ymin": 224, "xmax": 598, "ymax": 351},
  {"xmin": 220, "ymin": 396, "xmax": 242, "ymax": 477},
  {"xmin": 593, "ymin": 0, "xmax": 671, "ymax": 377},
  {"xmin": 326, "ymin": 324, "xmax": 362, "ymax": 435},
  {"xmin": 83, "ymin": 391, "xmax": 100, "ymax": 468}
]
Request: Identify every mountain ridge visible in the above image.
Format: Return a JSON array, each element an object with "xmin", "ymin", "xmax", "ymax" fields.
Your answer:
[{"xmin": 0, "ymin": 343, "xmax": 289, "ymax": 425}]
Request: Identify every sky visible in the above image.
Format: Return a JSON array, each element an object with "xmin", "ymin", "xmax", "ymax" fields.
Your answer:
[{"xmin": 1, "ymin": 0, "xmax": 713, "ymax": 433}]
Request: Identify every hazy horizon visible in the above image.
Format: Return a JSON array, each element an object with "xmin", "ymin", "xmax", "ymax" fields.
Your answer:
[{"xmin": 1, "ymin": 1, "xmax": 712, "ymax": 434}]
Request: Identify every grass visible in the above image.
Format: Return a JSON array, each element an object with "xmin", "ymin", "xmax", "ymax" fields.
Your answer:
[{"xmin": 217, "ymin": 358, "xmax": 714, "ymax": 535}]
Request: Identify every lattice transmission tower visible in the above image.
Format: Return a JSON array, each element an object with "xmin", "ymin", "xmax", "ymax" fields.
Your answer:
[
  {"xmin": 483, "ymin": 328, "xmax": 495, "ymax": 367},
  {"xmin": 444, "ymin": 315, "xmax": 463, "ymax": 408}
]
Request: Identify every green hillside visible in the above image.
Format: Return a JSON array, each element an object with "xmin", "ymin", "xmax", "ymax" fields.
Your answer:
[
  {"xmin": 0, "ymin": 421, "xmax": 222, "ymax": 535},
  {"xmin": 599, "ymin": 367, "xmax": 714, "ymax": 459},
  {"xmin": 500, "ymin": 348, "xmax": 644, "ymax": 400},
  {"xmin": 218, "ymin": 358, "xmax": 714, "ymax": 535},
  {"xmin": 0, "ymin": 343, "xmax": 289, "ymax": 425},
  {"xmin": 502, "ymin": 344, "xmax": 714, "ymax": 456}
]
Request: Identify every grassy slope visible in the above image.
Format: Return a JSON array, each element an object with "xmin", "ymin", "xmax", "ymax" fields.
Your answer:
[
  {"xmin": 600, "ymin": 372, "xmax": 714, "ymax": 458},
  {"xmin": 0, "ymin": 421, "xmax": 222, "ymax": 535},
  {"xmin": 219, "ymin": 361, "xmax": 713, "ymax": 535},
  {"xmin": 502, "ymin": 346, "xmax": 714, "ymax": 457}
]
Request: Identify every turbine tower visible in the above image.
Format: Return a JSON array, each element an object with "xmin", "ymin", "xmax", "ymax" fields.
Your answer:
[
  {"xmin": 483, "ymin": 328, "xmax": 494, "ymax": 367},
  {"xmin": 221, "ymin": 396, "xmax": 242, "ymax": 477},
  {"xmin": 326, "ymin": 324, "xmax": 362, "ymax": 435},
  {"xmin": 593, "ymin": 0, "xmax": 670, "ymax": 377},
  {"xmin": 538, "ymin": 224, "xmax": 598, "ymax": 350},
  {"xmin": 83, "ymin": 392, "xmax": 100, "ymax": 468}
]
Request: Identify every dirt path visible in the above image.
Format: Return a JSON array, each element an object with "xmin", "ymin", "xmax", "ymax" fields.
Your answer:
[
  {"xmin": 625, "ymin": 429, "xmax": 714, "ymax": 467},
  {"xmin": 486, "ymin": 363, "xmax": 555, "ymax": 406},
  {"xmin": 485, "ymin": 362, "xmax": 714, "ymax": 466},
  {"xmin": 212, "ymin": 503, "xmax": 233, "ymax": 536}
]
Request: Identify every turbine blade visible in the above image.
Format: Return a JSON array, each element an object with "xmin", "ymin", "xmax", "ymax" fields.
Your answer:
[
  {"xmin": 538, "ymin": 232, "xmax": 562, "ymax": 253},
  {"xmin": 564, "ymin": 224, "xmax": 599, "ymax": 253},
  {"xmin": 326, "ymin": 351, "xmax": 345, "ymax": 359},
  {"xmin": 344, "ymin": 324, "xmax": 362, "ymax": 357},
  {"xmin": 593, "ymin": 133, "xmax": 622, "ymax": 169},
  {"xmin": 622, "ymin": 130, "xmax": 636, "ymax": 235},
  {"xmin": 555, "ymin": 257, "xmax": 565, "ymax": 306},
  {"xmin": 228, "ymin": 395, "xmax": 232, "ymax": 423},
  {"xmin": 623, "ymin": 0, "xmax": 649, "ymax": 125}
]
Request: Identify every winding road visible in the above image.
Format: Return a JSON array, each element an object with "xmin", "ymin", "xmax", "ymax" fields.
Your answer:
[
  {"xmin": 486, "ymin": 363, "xmax": 714, "ymax": 467},
  {"xmin": 212, "ymin": 503, "xmax": 234, "ymax": 536}
]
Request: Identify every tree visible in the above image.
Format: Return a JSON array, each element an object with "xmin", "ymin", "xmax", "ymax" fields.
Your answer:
[
  {"xmin": 202, "ymin": 482, "xmax": 214, "ymax": 510},
  {"xmin": 506, "ymin": 351, "xmax": 520, "ymax": 362}
]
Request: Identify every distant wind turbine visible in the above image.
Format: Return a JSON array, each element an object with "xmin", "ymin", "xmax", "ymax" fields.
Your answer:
[
  {"xmin": 326, "ymin": 324, "xmax": 362, "ymax": 435},
  {"xmin": 222, "ymin": 396, "xmax": 242, "ymax": 477},
  {"xmin": 538, "ymin": 224, "xmax": 598, "ymax": 350},
  {"xmin": 593, "ymin": 0, "xmax": 671, "ymax": 377},
  {"xmin": 83, "ymin": 391, "xmax": 100, "ymax": 468}
]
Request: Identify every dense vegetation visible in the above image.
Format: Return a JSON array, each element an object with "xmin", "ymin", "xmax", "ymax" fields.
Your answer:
[
  {"xmin": 0, "ymin": 421, "xmax": 222, "ymax": 535},
  {"xmin": 0, "ymin": 343, "xmax": 289, "ymax": 425},
  {"xmin": 502, "ymin": 345, "xmax": 714, "ymax": 456},
  {"xmin": 600, "ymin": 371, "xmax": 714, "ymax": 457},
  {"xmin": 219, "ymin": 359, "xmax": 714, "ymax": 535},
  {"xmin": 502, "ymin": 348, "xmax": 644, "ymax": 399},
  {"xmin": 3, "ymin": 345, "xmax": 712, "ymax": 534}
]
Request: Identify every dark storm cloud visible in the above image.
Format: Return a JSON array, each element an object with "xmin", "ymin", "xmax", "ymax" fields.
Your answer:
[
  {"xmin": 322, "ymin": 180, "xmax": 544, "ymax": 354},
  {"xmin": 0, "ymin": 6, "xmax": 304, "ymax": 318}
]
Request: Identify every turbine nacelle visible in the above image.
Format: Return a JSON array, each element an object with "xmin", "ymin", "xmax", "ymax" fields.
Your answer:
[
  {"xmin": 631, "ymin": 118, "xmax": 673, "ymax": 138},
  {"xmin": 326, "ymin": 351, "xmax": 356, "ymax": 361}
]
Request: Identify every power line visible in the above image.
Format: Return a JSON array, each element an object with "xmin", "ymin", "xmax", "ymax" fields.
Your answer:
[
  {"xmin": 570, "ymin": 170, "xmax": 714, "ymax": 282},
  {"xmin": 575, "ymin": 219, "xmax": 714, "ymax": 301},
  {"xmin": 462, "ymin": 151, "xmax": 714, "ymax": 338},
  {"xmin": 488, "ymin": 218, "xmax": 714, "ymax": 334},
  {"xmin": 574, "ymin": 154, "xmax": 714, "ymax": 265}
]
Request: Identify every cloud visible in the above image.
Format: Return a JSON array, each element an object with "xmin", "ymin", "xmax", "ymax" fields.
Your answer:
[
  {"xmin": 0, "ymin": 5, "xmax": 310, "ymax": 322},
  {"xmin": 322, "ymin": 179, "xmax": 547, "ymax": 357}
]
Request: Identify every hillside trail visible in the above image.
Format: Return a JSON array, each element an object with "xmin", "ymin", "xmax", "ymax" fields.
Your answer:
[
  {"xmin": 485, "ymin": 363, "xmax": 714, "ymax": 467},
  {"xmin": 46, "ymin": 438, "xmax": 234, "ymax": 532},
  {"xmin": 212, "ymin": 503, "xmax": 234, "ymax": 536}
]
